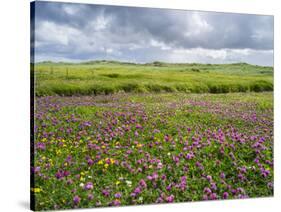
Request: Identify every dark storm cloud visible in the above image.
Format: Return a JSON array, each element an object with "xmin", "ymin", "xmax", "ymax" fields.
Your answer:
[{"xmin": 33, "ymin": 1, "xmax": 273, "ymax": 65}]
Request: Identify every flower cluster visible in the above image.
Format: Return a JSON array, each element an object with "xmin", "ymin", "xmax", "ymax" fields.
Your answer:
[{"xmin": 33, "ymin": 93, "xmax": 273, "ymax": 210}]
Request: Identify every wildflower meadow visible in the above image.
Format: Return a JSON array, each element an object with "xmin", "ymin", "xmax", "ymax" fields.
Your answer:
[
  {"xmin": 32, "ymin": 91, "xmax": 273, "ymax": 210},
  {"xmin": 31, "ymin": 3, "xmax": 274, "ymax": 210}
]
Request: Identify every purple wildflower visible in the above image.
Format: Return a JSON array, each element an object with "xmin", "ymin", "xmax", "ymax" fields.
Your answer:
[
  {"xmin": 73, "ymin": 195, "xmax": 81, "ymax": 205},
  {"xmin": 36, "ymin": 142, "xmax": 46, "ymax": 150},
  {"xmin": 166, "ymin": 195, "xmax": 174, "ymax": 203},
  {"xmin": 88, "ymin": 194, "xmax": 94, "ymax": 200},
  {"xmin": 134, "ymin": 187, "xmax": 141, "ymax": 194},
  {"xmin": 267, "ymin": 182, "xmax": 273, "ymax": 189},
  {"xmin": 102, "ymin": 189, "xmax": 110, "ymax": 197},
  {"xmin": 55, "ymin": 169, "xmax": 69, "ymax": 179},
  {"xmin": 33, "ymin": 166, "xmax": 41, "ymax": 174},
  {"xmin": 109, "ymin": 199, "xmax": 121, "ymax": 206},
  {"xmin": 223, "ymin": 192, "xmax": 229, "ymax": 199},
  {"xmin": 87, "ymin": 158, "xmax": 94, "ymax": 166},
  {"xmin": 84, "ymin": 182, "xmax": 93, "ymax": 190},
  {"xmin": 134, "ymin": 131, "xmax": 139, "ymax": 137},
  {"xmin": 152, "ymin": 172, "xmax": 158, "ymax": 180},
  {"xmin": 206, "ymin": 175, "xmax": 212, "ymax": 182},
  {"xmin": 211, "ymin": 183, "xmax": 217, "ymax": 191},
  {"xmin": 203, "ymin": 194, "xmax": 208, "ymax": 200},
  {"xmin": 186, "ymin": 153, "xmax": 193, "ymax": 160},
  {"xmin": 210, "ymin": 193, "xmax": 217, "ymax": 200},
  {"xmin": 156, "ymin": 197, "xmax": 164, "ymax": 203},
  {"xmin": 139, "ymin": 179, "xmax": 147, "ymax": 188},
  {"xmin": 147, "ymin": 175, "xmax": 153, "ymax": 181},
  {"xmin": 204, "ymin": 187, "xmax": 212, "ymax": 194},
  {"xmin": 114, "ymin": 192, "xmax": 122, "ymax": 198}
]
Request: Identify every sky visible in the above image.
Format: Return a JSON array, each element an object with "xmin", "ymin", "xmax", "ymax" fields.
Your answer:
[{"xmin": 33, "ymin": 1, "xmax": 274, "ymax": 66}]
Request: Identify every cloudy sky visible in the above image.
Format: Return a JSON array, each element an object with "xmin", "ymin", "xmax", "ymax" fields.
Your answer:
[{"xmin": 33, "ymin": 1, "xmax": 274, "ymax": 66}]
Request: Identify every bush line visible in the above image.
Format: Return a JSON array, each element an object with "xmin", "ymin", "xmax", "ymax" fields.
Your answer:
[{"xmin": 35, "ymin": 80, "xmax": 273, "ymax": 96}]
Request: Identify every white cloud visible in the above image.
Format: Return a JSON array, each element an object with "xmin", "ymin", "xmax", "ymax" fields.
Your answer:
[
  {"xmin": 35, "ymin": 54, "xmax": 84, "ymax": 63},
  {"xmin": 184, "ymin": 12, "xmax": 213, "ymax": 38},
  {"xmin": 171, "ymin": 48, "xmax": 227, "ymax": 61},
  {"xmin": 63, "ymin": 4, "xmax": 80, "ymax": 15},
  {"xmin": 150, "ymin": 39, "xmax": 171, "ymax": 50},
  {"xmin": 91, "ymin": 15, "xmax": 111, "ymax": 31},
  {"xmin": 34, "ymin": 2, "xmax": 273, "ymax": 66},
  {"xmin": 36, "ymin": 21, "xmax": 81, "ymax": 46},
  {"xmin": 165, "ymin": 48, "xmax": 272, "ymax": 65}
]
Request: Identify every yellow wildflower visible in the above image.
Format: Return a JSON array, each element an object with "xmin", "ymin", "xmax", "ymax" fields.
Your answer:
[
  {"xmin": 32, "ymin": 188, "xmax": 42, "ymax": 193},
  {"xmin": 137, "ymin": 143, "xmax": 143, "ymax": 148}
]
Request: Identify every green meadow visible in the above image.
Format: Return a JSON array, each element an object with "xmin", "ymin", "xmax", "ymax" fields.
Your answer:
[
  {"xmin": 33, "ymin": 61, "xmax": 273, "ymax": 210},
  {"xmin": 33, "ymin": 61, "xmax": 273, "ymax": 96}
]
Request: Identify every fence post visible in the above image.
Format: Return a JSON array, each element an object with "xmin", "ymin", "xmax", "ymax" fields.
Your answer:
[{"xmin": 66, "ymin": 67, "xmax": 69, "ymax": 79}]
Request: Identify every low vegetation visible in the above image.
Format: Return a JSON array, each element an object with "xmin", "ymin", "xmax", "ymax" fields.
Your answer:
[
  {"xmin": 34, "ymin": 61, "xmax": 273, "ymax": 96},
  {"xmin": 33, "ymin": 92, "xmax": 273, "ymax": 210}
]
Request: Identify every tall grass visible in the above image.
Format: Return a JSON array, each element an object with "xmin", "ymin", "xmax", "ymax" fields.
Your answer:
[{"xmin": 34, "ymin": 61, "xmax": 273, "ymax": 96}]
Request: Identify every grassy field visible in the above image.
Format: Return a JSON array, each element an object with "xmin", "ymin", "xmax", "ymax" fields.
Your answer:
[
  {"xmin": 33, "ymin": 92, "xmax": 273, "ymax": 210},
  {"xmin": 34, "ymin": 61, "xmax": 273, "ymax": 96},
  {"xmin": 33, "ymin": 61, "xmax": 273, "ymax": 210}
]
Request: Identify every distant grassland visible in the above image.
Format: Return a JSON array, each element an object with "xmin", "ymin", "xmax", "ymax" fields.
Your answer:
[{"xmin": 33, "ymin": 61, "xmax": 273, "ymax": 96}]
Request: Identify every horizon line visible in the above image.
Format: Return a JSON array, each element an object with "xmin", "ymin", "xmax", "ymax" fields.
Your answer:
[{"xmin": 32, "ymin": 59, "xmax": 273, "ymax": 68}]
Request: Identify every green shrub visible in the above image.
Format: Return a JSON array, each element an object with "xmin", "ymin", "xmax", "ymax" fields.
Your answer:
[
  {"xmin": 119, "ymin": 83, "xmax": 139, "ymax": 93},
  {"xmin": 101, "ymin": 73, "xmax": 120, "ymax": 78},
  {"xmin": 191, "ymin": 68, "xmax": 200, "ymax": 72},
  {"xmin": 250, "ymin": 80, "xmax": 273, "ymax": 92}
]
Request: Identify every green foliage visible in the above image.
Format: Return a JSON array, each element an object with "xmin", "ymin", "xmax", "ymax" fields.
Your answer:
[
  {"xmin": 34, "ymin": 61, "xmax": 273, "ymax": 96},
  {"xmin": 33, "ymin": 92, "xmax": 273, "ymax": 210}
]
